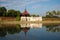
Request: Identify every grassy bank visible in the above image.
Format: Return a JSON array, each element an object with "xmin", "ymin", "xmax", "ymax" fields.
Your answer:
[
  {"xmin": 0, "ymin": 17, "xmax": 60, "ymax": 24},
  {"xmin": 0, "ymin": 21, "xmax": 42, "ymax": 24},
  {"xmin": 0, "ymin": 20, "xmax": 60, "ymax": 24}
]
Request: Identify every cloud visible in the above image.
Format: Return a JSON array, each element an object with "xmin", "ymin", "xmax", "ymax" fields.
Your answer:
[{"xmin": 0, "ymin": 0, "xmax": 50, "ymax": 8}]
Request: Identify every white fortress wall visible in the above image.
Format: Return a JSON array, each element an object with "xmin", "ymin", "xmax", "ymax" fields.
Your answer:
[{"xmin": 21, "ymin": 17, "xmax": 42, "ymax": 21}]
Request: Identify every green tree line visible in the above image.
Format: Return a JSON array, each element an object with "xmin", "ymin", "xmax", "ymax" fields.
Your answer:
[
  {"xmin": 46, "ymin": 10, "xmax": 60, "ymax": 18},
  {"xmin": 0, "ymin": 7, "xmax": 40, "ymax": 17},
  {"xmin": 0, "ymin": 7, "xmax": 21, "ymax": 17}
]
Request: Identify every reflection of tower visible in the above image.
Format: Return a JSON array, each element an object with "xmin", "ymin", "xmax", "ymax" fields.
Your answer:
[{"xmin": 22, "ymin": 27, "xmax": 30, "ymax": 40}]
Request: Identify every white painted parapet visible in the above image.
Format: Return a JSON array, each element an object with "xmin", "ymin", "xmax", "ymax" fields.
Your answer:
[{"xmin": 21, "ymin": 17, "xmax": 42, "ymax": 21}]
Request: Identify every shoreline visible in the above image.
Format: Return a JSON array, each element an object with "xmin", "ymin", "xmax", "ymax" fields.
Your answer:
[{"xmin": 0, "ymin": 21, "xmax": 60, "ymax": 24}]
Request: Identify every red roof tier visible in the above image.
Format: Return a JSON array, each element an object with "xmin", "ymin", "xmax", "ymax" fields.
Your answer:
[{"xmin": 21, "ymin": 8, "xmax": 30, "ymax": 16}]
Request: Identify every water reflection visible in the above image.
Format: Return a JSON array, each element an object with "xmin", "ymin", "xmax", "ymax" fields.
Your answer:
[
  {"xmin": 45, "ymin": 24, "xmax": 60, "ymax": 32},
  {"xmin": 21, "ymin": 23, "xmax": 42, "ymax": 28},
  {"xmin": 0, "ymin": 23, "xmax": 60, "ymax": 40},
  {"xmin": 0, "ymin": 24, "xmax": 30, "ymax": 37}
]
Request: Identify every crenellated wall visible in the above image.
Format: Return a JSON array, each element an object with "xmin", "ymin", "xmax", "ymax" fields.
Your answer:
[{"xmin": 21, "ymin": 17, "xmax": 42, "ymax": 21}]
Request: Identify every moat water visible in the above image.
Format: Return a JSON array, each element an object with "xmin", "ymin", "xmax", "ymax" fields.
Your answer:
[{"xmin": 0, "ymin": 23, "xmax": 60, "ymax": 40}]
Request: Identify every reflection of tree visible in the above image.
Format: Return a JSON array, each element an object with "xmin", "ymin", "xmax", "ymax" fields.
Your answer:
[
  {"xmin": 7, "ymin": 24, "xmax": 21, "ymax": 34},
  {"xmin": 0, "ymin": 24, "xmax": 21, "ymax": 37},
  {"xmin": 46, "ymin": 25, "xmax": 60, "ymax": 32},
  {"xmin": 0, "ymin": 24, "xmax": 30, "ymax": 37},
  {"xmin": 16, "ymin": 24, "xmax": 21, "ymax": 33},
  {"xmin": 0, "ymin": 27, "xmax": 7, "ymax": 37}
]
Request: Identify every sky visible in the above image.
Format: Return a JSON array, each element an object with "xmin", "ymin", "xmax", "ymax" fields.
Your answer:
[{"xmin": 0, "ymin": 0, "xmax": 60, "ymax": 16}]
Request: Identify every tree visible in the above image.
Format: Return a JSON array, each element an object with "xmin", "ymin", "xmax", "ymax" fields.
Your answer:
[
  {"xmin": 57, "ymin": 11, "xmax": 60, "ymax": 15},
  {"xmin": 46, "ymin": 10, "xmax": 60, "ymax": 18},
  {"xmin": 16, "ymin": 11, "xmax": 21, "ymax": 17},
  {"xmin": 7, "ymin": 9, "xmax": 16, "ymax": 17},
  {"xmin": 7, "ymin": 9, "xmax": 21, "ymax": 17},
  {"xmin": 0, "ymin": 7, "xmax": 7, "ymax": 16},
  {"xmin": 16, "ymin": 11, "xmax": 21, "ymax": 21},
  {"xmin": 46, "ymin": 11, "xmax": 53, "ymax": 17}
]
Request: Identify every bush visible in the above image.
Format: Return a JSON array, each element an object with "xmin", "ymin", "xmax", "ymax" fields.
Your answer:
[{"xmin": 16, "ymin": 16, "xmax": 20, "ymax": 21}]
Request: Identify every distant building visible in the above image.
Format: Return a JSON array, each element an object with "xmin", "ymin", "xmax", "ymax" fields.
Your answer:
[{"xmin": 20, "ymin": 8, "xmax": 42, "ymax": 21}]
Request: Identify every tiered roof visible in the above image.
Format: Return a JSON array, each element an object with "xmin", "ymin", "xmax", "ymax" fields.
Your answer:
[{"xmin": 21, "ymin": 8, "xmax": 30, "ymax": 16}]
